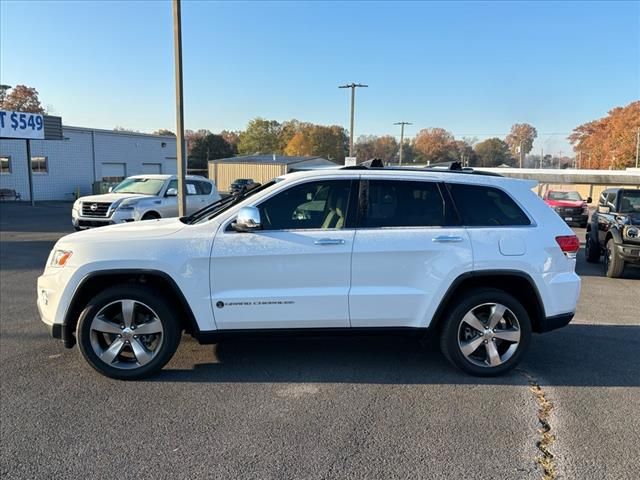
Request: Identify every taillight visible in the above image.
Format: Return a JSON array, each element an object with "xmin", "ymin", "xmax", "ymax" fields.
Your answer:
[{"xmin": 556, "ymin": 235, "xmax": 580, "ymax": 258}]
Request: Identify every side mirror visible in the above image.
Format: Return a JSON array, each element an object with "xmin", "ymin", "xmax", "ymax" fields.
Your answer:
[
  {"xmin": 166, "ymin": 188, "xmax": 178, "ymax": 197},
  {"xmin": 232, "ymin": 206, "xmax": 261, "ymax": 232},
  {"xmin": 598, "ymin": 205, "xmax": 610, "ymax": 214},
  {"xmin": 586, "ymin": 196, "xmax": 592, "ymax": 204}
]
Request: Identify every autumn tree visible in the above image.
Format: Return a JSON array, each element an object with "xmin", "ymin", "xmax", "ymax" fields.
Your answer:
[
  {"xmin": 355, "ymin": 135, "xmax": 398, "ymax": 162},
  {"xmin": 220, "ymin": 130, "xmax": 240, "ymax": 154},
  {"xmin": 450, "ymin": 140, "xmax": 478, "ymax": 167},
  {"xmin": 189, "ymin": 133, "xmax": 235, "ymax": 171},
  {"xmin": 113, "ymin": 126, "xmax": 139, "ymax": 133},
  {"xmin": 152, "ymin": 129, "xmax": 175, "ymax": 136},
  {"xmin": 284, "ymin": 124, "xmax": 347, "ymax": 162},
  {"xmin": 505, "ymin": 123, "xmax": 537, "ymax": 167},
  {"xmin": 238, "ymin": 118, "xmax": 282, "ymax": 155},
  {"xmin": 413, "ymin": 128, "xmax": 455, "ymax": 163},
  {"xmin": 0, "ymin": 85, "xmax": 46, "ymax": 113},
  {"xmin": 569, "ymin": 101, "xmax": 640, "ymax": 169},
  {"xmin": 474, "ymin": 138, "xmax": 513, "ymax": 167}
]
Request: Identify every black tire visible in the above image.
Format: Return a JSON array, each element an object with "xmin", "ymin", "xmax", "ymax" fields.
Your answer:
[
  {"xmin": 76, "ymin": 284, "xmax": 182, "ymax": 380},
  {"xmin": 141, "ymin": 212, "xmax": 160, "ymax": 221},
  {"xmin": 585, "ymin": 233, "xmax": 600, "ymax": 263},
  {"xmin": 604, "ymin": 238, "xmax": 625, "ymax": 278},
  {"xmin": 439, "ymin": 288, "xmax": 531, "ymax": 376}
]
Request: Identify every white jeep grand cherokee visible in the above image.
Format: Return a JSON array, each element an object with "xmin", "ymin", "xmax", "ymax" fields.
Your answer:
[
  {"xmin": 39, "ymin": 166, "xmax": 581, "ymax": 379},
  {"xmin": 72, "ymin": 174, "xmax": 220, "ymax": 229}
]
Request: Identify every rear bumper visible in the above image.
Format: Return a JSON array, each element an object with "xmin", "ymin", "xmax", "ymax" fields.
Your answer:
[{"xmin": 538, "ymin": 312, "xmax": 574, "ymax": 333}]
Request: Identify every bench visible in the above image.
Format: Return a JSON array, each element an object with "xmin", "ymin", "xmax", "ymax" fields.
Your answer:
[{"xmin": 0, "ymin": 189, "xmax": 21, "ymax": 201}]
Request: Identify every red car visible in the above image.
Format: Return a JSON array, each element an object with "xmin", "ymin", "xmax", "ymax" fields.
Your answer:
[{"xmin": 543, "ymin": 190, "xmax": 591, "ymax": 227}]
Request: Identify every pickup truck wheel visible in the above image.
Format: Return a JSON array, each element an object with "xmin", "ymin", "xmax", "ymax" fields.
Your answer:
[
  {"xmin": 76, "ymin": 285, "xmax": 181, "ymax": 380},
  {"xmin": 585, "ymin": 233, "xmax": 600, "ymax": 263},
  {"xmin": 440, "ymin": 288, "xmax": 531, "ymax": 376},
  {"xmin": 604, "ymin": 238, "xmax": 625, "ymax": 278}
]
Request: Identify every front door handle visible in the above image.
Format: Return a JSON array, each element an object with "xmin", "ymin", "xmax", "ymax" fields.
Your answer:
[
  {"xmin": 314, "ymin": 238, "xmax": 345, "ymax": 245},
  {"xmin": 432, "ymin": 235, "xmax": 463, "ymax": 243}
]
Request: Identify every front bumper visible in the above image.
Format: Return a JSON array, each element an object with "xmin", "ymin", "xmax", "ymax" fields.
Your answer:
[
  {"xmin": 616, "ymin": 243, "xmax": 640, "ymax": 263},
  {"xmin": 72, "ymin": 209, "xmax": 135, "ymax": 229}
]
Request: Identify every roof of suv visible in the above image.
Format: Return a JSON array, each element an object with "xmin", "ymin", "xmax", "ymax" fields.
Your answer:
[
  {"xmin": 281, "ymin": 166, "xmax": 537, "ymax": 189},
  {"xmin": 128, "ymin": 174, "xmax": 209, "ymax": 181}
]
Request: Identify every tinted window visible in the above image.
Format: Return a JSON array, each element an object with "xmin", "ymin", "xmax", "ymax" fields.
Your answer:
[
  {"xmin": 258, "ymin": 180, "xmax": 352, "ymax": 230},
  {"xmin": 199, "ymin": 181, "xmax": 213, "ymax": 195},
  {"xmin": 448, "ymin": 183, "xmax": 530, "ymax": 226},
  {"xmin": 363, "ymin": 180, "xmax": 446, "ymax": 228},
  {"xmin": 620, "ymin": 191, "xmax": 640, "ymax": 213}
]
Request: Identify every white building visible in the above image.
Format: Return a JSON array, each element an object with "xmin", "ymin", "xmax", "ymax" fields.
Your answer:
[{"xmin": 0, "ymin": 126, "xmax": 177, "ymax": 201}]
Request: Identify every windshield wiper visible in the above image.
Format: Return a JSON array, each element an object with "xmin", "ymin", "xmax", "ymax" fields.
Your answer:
[{"xmin": 182, "ymin": 181, "xmax": 273, "ymax": 225}]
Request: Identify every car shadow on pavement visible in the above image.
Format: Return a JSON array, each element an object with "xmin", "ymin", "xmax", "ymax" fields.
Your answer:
[{"xmin": 154, "ymin": 324, "xmax": 640, "ymax": 387}]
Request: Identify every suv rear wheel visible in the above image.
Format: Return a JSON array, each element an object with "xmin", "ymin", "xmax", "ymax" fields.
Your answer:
[
  {"xmin": 604, "ymin": 238, "xmax": 625, "ymax": 278},
  {"xmin": 76, "ymin": 284, "xmax": 181, "ymax": 380},
  {"xmin": 585, "ymin": 233, "xmax": 600, "ymax": 263},
  {"xmin": 440, "ymin": 288, "xmax": 531, "ymax": 376}
]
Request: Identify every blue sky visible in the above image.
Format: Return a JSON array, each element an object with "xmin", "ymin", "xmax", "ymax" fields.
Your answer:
[{"xmin": 1, "ymin": 0, "xmax": 638, "ymax": 155}]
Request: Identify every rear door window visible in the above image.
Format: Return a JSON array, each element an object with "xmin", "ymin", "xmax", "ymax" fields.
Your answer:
[
  {"xmin": 447, "ymin": 183, "xmax": 531, "ymax": 226},
  {"xmin": 362, "ymin": 180, "xmax": 449, "ymax": 228}
]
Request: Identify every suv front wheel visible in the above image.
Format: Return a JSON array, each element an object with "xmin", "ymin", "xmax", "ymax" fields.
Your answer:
[
  {"xmin": 76, "ymin": 285, "xmax": 182, "ymax": 380},
  {"xmin": 440, "ymin": 288, "xmax": 531, "ymax": 376},
  {"xmin": 604, "ymin": 238, "xmax": 625, "ymax": 278}
]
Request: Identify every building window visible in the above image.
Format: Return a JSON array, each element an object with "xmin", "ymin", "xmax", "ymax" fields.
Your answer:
[
  {"xmin": 31, "ymin": 156, "xmax": 48, "ymax": 174},
  {"xmin": 0, "ymin": 156, "xmax": 10, "ymax": 174}
]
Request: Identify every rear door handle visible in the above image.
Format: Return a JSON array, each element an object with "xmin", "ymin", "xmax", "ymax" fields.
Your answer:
[
  {"xmin": 314, "ymin": 238, "xmax": 345, "ymax": 245},
  {"xmin": 432, "ymin": 235, "xmax": 463, "ymax": 243}
]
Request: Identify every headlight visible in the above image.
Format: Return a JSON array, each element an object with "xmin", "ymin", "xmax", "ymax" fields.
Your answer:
[
  {"xmin": 117, "ymin": 200, "xmax": 138, "ymax": 211},
  {"xmin": 582, "ymin": 206, "xmax": 589, "ymax": 214},
  {"xmin": 50, "ymin": 250, "xmax": 73, "ymax": 267},
  {"xmin": 73, "ymin": 199, "xmax": 81, "ymax": 210},
  {"xmin": 625, "ymin": 226, "xmax": 639, "ymax": 239}
]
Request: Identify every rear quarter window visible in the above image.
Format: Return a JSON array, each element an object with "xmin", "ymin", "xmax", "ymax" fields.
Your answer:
[{"xmin": 447, "ymin": 183, "xmax": 531, "ymax": 226}]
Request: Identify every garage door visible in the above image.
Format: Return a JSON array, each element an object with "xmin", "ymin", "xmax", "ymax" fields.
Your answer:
[
  {"xmin": 101, "ymin": 163, "xmax": 126, "ymax": 182},
  {"xmin": 142, "ymin": 163, "xmax": 162, "ymax": 174}
]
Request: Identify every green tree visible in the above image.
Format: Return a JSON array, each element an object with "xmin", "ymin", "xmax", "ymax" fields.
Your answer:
[
  {"xmin": 0, "ymin": 84, "xmax": 46, "ymax": 113},
  {"xmin": 238, "ymin": 118, "xmax": 282, "ymax": 154},
  {"xmin": 189, "ymin": 134, "xmax": 235, "ymax": 171},
  {"xmin": 474, "ymin": 138, "xmax": 513, "ymax": 167},
  {"xmin": 505, "ymin": 123, "xmax": 537, "ymax": 167}
]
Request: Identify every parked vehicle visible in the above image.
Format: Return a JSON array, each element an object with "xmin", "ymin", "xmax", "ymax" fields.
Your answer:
[
  {"xmin": 585, "ymin": 188, "xmax": 640, "ymax": 277},
  {"xmin": 543, "ymin": 190, "xmax": 591, "ymax": 228},
  {"xmin": 40, "ymin": 165, "xmax": 581, "ymax": 379},
  {"xmin": 71, "ymin": 174, "xmax": 220, "ymax": 229},
  {"xmin": 229, "ymin": 178, "xmax": 259, "ymax": 195}
]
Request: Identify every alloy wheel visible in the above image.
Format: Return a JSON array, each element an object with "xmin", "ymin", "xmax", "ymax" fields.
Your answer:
[
  {"xmin": 89, "ymin": 299, "xmax": 164, "ymax": 370},
  {"xmin": 457, "ymin": 302, "xmax": 521, "ymax": 368}
]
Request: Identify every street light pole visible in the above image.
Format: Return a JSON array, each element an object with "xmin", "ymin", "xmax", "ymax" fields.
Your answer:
[
  {"xmin": 339, "ymin": 83, "xmax": 367, "ymax": 158},
  {"xmin": 394, "ymin": 122, "xmax": 412, "ymax": 165},
  {"xmin": 172, "ymin": 0, "xmax": 187, "ymax": 217},
  {"xmin": 635, "ymin": 126, "xmax": 639, "ymax": 168}
]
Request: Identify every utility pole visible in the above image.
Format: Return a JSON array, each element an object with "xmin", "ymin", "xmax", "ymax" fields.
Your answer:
[
  {"xmin": 394, "ymin": 122, "xmax": 412, "ymax": 165},
  {"xmin": 519, "ymin": 141, "xmax": 524, "ymax": 168},
  {"xmin": 339, "ymin": 83, "xmax": 368, "ymax": 157},
  {"xmin": 636, "ymin": 127, "xmax": 640, "ymax": 168},
  {"xmin": 540, "ymin": 147, "xmax": 543, "ymax": 169},
  {"xmin": 172, "ymin": 0, "xmax": 187, "ymax": 216}
]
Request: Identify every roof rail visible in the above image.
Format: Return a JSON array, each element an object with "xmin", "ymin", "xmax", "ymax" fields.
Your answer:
[{"xmin": 341, "ymin": 159, "xmax": 503, "ymax": 177}]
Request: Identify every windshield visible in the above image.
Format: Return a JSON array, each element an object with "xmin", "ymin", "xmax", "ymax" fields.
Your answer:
[
  {"xmin": 548, "ymin": 191, "xmax": 582, "ymax": 201},
  {"xmin": 112, "ymin": 178, "xmax": 166, "ymax": 195},
  {"xmin": 620, "ymin": 191, "xmax": 640, "ymax": 213},
  {"xmin": 185, "ymin": 180, "xmax": 276, "ymax": 225}
]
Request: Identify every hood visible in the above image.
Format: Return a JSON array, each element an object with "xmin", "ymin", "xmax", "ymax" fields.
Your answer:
[
  {"xmin": 61, "ymin": 217, "xmax": 185, "ymax": 244},
  {"xmin": 619, "ymin": 212, "xmax": 640, "ymax": 226},
  {"xmin": 78, "ymin": 193, "xmax": 154, "ymax": 204},
  {"xmin": 545, "ymin": 199, "xmax": 586, "ymax": 208}
]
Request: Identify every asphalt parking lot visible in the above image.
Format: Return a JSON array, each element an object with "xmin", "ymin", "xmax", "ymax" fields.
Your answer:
[{"xmin": 1, "ymin": 202, "xmax": 639, "ymax": 480}]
